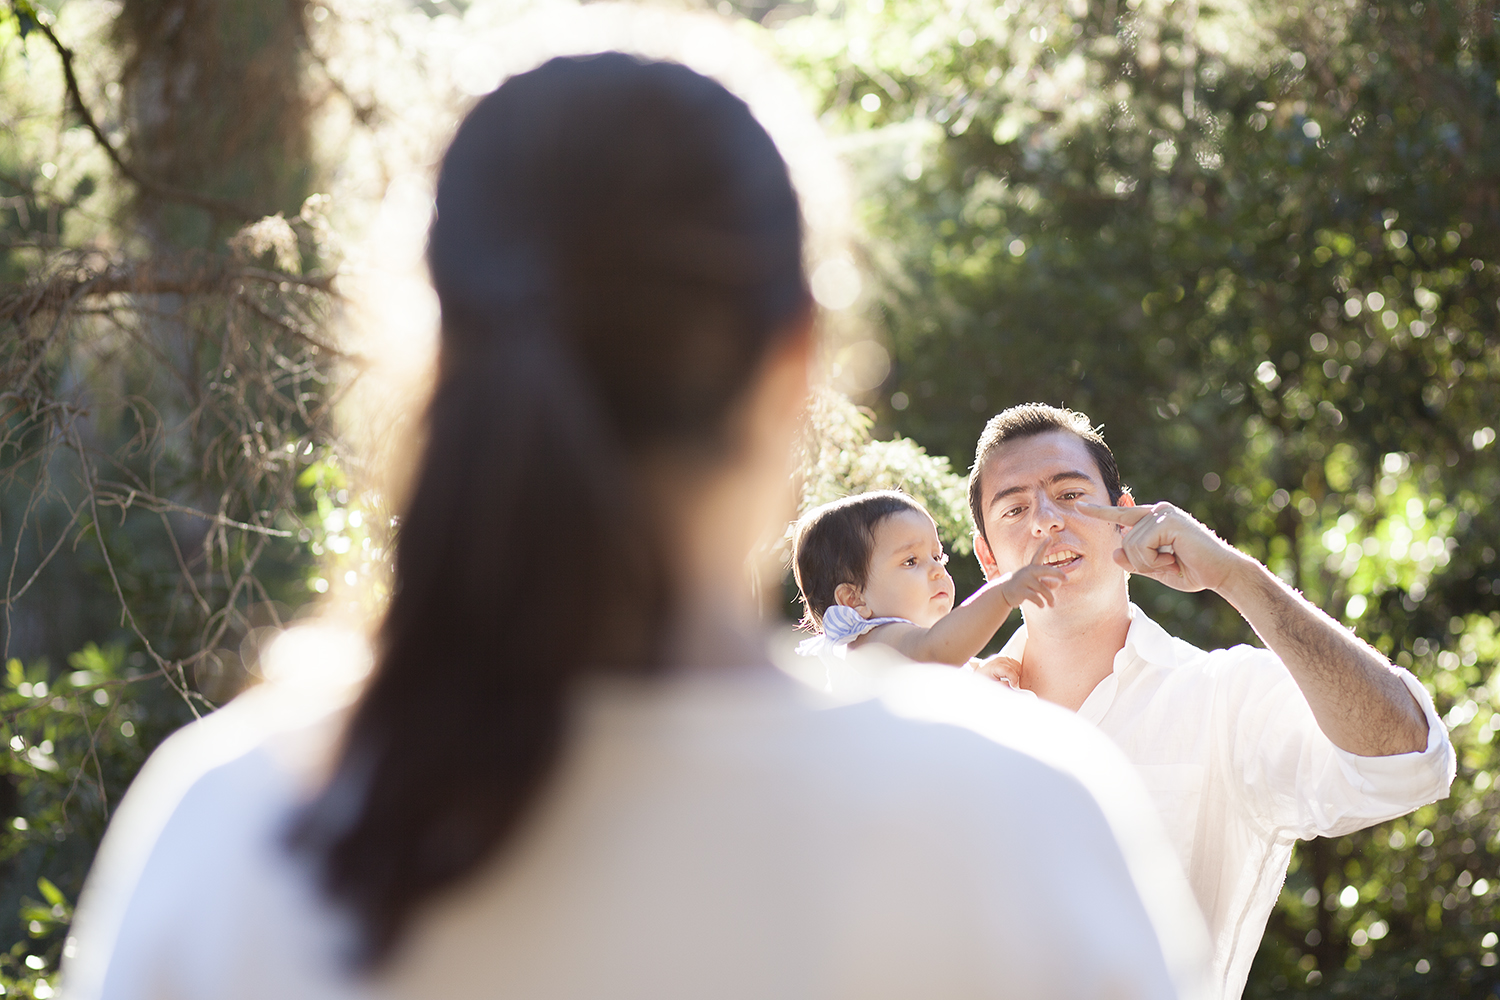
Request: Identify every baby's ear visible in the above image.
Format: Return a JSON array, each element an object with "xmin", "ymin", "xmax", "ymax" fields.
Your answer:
[{"xmin": 833, "ymin": 582, "xmax": 866, "ymax": 615}]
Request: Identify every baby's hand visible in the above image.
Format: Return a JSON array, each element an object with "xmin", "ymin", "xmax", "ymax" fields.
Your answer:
[
  {"xmin": 997, "ymin": 542, "xmax": 1067, "ymax": 608},
  {"xmin": 975, "ymin": 655, "xmax": 1023, "ymax": 689}
]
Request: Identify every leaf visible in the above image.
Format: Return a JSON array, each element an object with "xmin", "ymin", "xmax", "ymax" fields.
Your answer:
[
  {"xmin": 8, "ymin": 0, "xmax": 37, "ymax": 39},
  {"xmin": 35, "ymin": 879, "xmax": 63, "ymax": 909}
]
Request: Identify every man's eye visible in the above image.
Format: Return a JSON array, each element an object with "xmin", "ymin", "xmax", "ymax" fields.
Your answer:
[
  {"xmin": 1004, "ymin": 506, "xmax": 1025, "ymax": 519},
  {"xmin": 1060, "ymin": 491, "xmax": 1084, "ymax": 502}
]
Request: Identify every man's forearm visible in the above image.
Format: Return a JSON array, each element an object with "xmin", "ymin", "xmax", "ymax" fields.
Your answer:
[{"xmin": 1217, "ymin": 554, "xmax": 1429, "ymax": 756}]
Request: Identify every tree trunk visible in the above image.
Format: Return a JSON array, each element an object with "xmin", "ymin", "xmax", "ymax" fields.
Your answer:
[{"xmin": 114, "ymin": 0, "xmax": 314, "ymax": 247}]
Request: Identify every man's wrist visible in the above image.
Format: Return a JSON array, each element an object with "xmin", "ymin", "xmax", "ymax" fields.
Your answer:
[{"xmin": 1213, "ymin": 546, "xmax": 1278, "ymax": 609}]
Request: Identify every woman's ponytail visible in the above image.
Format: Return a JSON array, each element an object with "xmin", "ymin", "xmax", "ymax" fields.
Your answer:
[
  {"xmin": 294, "ymin": 324, "xmax": 663, "ymax": 961},
  {"xmin": 292, "ymin": 53, "xmax": 807, "ymax": 964}
]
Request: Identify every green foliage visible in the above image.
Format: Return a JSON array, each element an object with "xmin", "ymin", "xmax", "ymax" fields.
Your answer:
[
  {"xmin": 0, "ymin": 643, "xmax": 177, "ymax": 997},
  {"xmin": 2, "ymin": 3, "xmax": 39, "ymax": 41},
  {"xmin": 785, "ymin": 387, "xmax": 975, "ymax": 623},
  {"xmin": 778, "ymin": 0, "xmax": 1500, "ymax": 992},
  {"xmin": 1250, "ymin": 612, "xmax": 1500, "ymax": 996},
  {"xmin": 294, "ymin": 451, "xmax": 393, "ymax": 613},
  {"xmin": 797, "ymin": 387, "xmax": 971, "ymax": 555}
]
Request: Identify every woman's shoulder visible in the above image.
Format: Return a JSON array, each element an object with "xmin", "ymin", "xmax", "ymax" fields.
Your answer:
[
  {"xmin": 554, "ymin": 655, "xmax": 1209, "ymax": 1000},
  {"xmin": 607, "ymin": 649, "xmax": 1145, "ymax": 831},
  {"xmin": 94, "ymin": 656, "xmax": 356, "ymax": 861},
  {"xmin": 795, "ymin": 653, "xmax": 1212, "ymax": 997},
  {"xmin": 65, "ymin": 638, "xmax": 362, "ymax": 1000},
  {"xmin": 804, "ymin": 657, "xmax": 1132, "ymax": 808}
]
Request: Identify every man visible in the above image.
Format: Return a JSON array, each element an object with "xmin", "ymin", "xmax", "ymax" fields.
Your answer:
[{"xmin": 967, "ymin": 403, "xmax": 1454, "ymax": 1000}]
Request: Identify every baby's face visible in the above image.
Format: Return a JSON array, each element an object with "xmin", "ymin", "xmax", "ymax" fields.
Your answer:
[{"xmin": 858, "ymin": 509, "xmax": 955, "ymax": 628}]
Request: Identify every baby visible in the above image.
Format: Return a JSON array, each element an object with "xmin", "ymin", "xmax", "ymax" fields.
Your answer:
[{"xmin": 792, "ymin": 490, "xmax": 1063, "ymax": 687}]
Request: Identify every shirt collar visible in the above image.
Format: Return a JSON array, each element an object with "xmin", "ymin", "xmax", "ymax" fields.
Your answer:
[
  {"xmin": 1120, "ymin": 602, "xmax": 1181, "ymax": 670},
  {"xmin": 997, "ymin": 602, "xmax": 1171, "ymax": 665}
]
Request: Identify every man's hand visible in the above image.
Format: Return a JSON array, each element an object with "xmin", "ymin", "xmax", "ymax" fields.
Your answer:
[
  {"xmin": 1079, "ymin": 500, "xmax": 1428, "ymax": 756},
  {"xmin": 1076, "ymin": 501, "xmax": 1247, "ymax": 595}
]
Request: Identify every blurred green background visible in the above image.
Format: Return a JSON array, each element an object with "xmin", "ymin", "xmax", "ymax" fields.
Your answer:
[{"xmin": 3, "ymin": 0, "xmax": 1498, "ymax": 997}]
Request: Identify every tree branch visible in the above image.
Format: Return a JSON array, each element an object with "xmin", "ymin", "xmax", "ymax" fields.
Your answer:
[{"xmin": 0, "ymin": 259, "xmax": 336, "ymax": 327}]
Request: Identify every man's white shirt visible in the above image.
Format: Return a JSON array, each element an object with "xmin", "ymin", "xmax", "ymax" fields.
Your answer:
[{"xmin": 990, "ymin": 603, "xmax": 1455, "ymax": 1000}]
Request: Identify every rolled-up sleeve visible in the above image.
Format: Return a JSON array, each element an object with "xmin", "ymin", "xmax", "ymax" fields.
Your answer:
[{"xmin": 1218, "ymin": 647, "xmax": 1455, "ymax": 840}]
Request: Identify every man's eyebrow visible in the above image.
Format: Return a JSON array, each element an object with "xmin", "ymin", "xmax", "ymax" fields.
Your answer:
[{"xmin": 986, "ymin": 470, "xmax": 1096, "ymax": 509}]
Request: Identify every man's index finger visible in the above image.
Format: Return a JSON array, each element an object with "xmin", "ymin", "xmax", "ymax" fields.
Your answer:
[{"xmin": 1074, "ymin": 501, "xmax": 1153, "ymax": 525}]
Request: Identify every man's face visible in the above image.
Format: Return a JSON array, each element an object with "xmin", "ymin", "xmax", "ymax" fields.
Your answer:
[{"xmin": 973, "ymin": 430, "xmax": 1132, "ymax": 615}]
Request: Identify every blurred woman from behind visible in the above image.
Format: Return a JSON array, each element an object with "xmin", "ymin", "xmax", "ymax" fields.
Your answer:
[{"xmin": 64, "ymin": 52, "xmax": 1204, "ymax": 1000}]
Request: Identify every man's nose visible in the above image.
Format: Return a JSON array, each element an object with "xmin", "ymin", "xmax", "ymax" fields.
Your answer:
[{"xmin": 1031, "ymin": 495, "xmax": 1065, "ymax": 535}]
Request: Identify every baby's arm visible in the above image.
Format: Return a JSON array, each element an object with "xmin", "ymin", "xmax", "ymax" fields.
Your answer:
[{"xmin": 858, "ymin": 550, "xmax": 1065, "ymax": 666}]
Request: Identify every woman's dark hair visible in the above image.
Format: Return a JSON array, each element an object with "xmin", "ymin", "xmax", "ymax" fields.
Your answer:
[
  {"xmin": 291, "ymin": 53, "xmax": 809, "ymax": 965},
  {"xmin": 792, "ymin": 490, "xmax": 928, "ymax": 630}
]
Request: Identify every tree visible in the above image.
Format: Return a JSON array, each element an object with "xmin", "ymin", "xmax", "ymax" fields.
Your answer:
[{"xmin": 1, "ymin": 1, "xmax": 344, "ymax": 991}]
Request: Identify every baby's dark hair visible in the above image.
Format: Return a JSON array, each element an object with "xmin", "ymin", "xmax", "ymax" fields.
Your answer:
[{"xmin": 792, "ymin": 490, "xmax": 929, "ymax": 631}]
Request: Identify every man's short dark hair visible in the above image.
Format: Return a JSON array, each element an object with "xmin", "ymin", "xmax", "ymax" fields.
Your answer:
[
  {"xmin": 792, "ymin": 490, "xmax": 927, "ymax": 630},
  {"xmin": 967, "ymin": 403, "xmax": 1128, "ymax": 545}
]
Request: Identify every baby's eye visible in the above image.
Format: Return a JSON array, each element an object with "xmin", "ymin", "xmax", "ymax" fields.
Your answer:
[
  {"xmin": 902, "ymin": 556, "xmax": 918, "ymax": 567},
  {"xmin": 936, "ymin": 552, "xmax": 949, "ymax": 566}
]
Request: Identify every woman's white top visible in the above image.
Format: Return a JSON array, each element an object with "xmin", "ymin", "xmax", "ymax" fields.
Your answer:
[{"xmin": 64, "ymin": 634, "xmax": 1212, "ymax": 1000}]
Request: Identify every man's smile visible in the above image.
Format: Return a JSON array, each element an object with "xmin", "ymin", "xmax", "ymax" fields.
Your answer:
[{"xmin": 1042, "ymin": 547, "xmax": 1083, "ymax": 569}]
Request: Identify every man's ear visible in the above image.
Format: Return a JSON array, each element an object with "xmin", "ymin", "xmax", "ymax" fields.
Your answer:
[
  {"xmin": 974, "ymin": 532, "xmax": 1001, "ymax": 582},
  {"xmin": 833, "ymin": 582, "xmax": 867, "ymax": 616}
]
